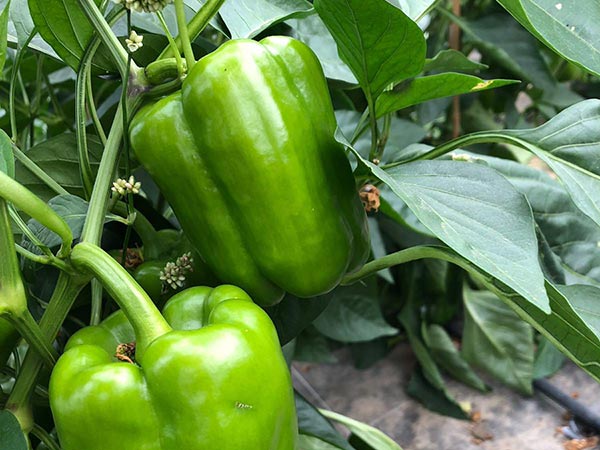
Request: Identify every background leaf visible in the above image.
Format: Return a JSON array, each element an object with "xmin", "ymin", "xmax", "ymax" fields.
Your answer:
[
  {"xmin": 314, "ymin": 0, "xmax": 426, "ymax": 98},
  {"xmin": 497, "ymin": 0, "xmax": 600, "ymax": 77},
  {"xmin": 0, "ymin": 0, "xmax": 10, "ymax": 74},
  {"xmin": 28, "ymin": 0, "xmax": 103, "ymax": 70},
  {"xmin": 501, "ymin": 100, "xmax": 600, "ymax": 230},
  {"xmin": 462, "ymin": 286, "xmax": 534, "ymax": 394},
  {"xmin": 296, "ymin": 393, "xmax": 353, "ymax": 450},
  {"xmin": 219, "ymin": 0, "xmax": 312, "ymax": 39},
  {"xmin": 313, "ymin": 284, "xmax": 398, "ymax": 343},
  {"xmin": 0, "ymin": 410, "xmax": 28, "ymax": 450},
  {"xmin": 0, "ymin": 129, "xmax": 14, "ymax": 176},
  {"xmin": 376, "ymin": 73, "xmax": 518, "ymax": 117}
]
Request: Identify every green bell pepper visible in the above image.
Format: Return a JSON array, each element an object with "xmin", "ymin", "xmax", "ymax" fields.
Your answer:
[
  {"xmin": 130, "ymin": 36, "xmax": 370, "ymax": 306},
  {"xmin": 50, "ymin": 243, "xmax": 297, "ymax": 450}
]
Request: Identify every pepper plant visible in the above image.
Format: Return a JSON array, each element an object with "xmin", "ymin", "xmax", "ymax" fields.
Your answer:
[{"xmin": 0, "ymin": 0, "xmax": 600, "ymax": 449}]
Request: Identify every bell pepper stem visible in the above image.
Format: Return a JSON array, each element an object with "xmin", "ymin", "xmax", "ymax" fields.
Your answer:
[
  {"xmin": 156, "ymin": 11, "xmax": 185, "ymax": 77},
  {"xmin": 158, "ymin": 0, "xmax": 225, "ymax": 61},
  {"xmin": 0, "ymin": 175, "xmax": 73, "ymax": 258},
  {"xmin": 70, "ymin": 242, "xmax": 172, "ymax": 360},
  {"xmin": 174, "ymin": 0, "xmax": 196, "ymax": 71}
]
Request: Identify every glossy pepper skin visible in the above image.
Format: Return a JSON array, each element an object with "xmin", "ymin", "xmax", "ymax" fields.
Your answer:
[
  {"xmin": 130, "ymin": 36, "xmax": 370, "ymax": 306},
  {"xmin": 49, "ymin": 285, "xmax": 297, "ymax": 450}
]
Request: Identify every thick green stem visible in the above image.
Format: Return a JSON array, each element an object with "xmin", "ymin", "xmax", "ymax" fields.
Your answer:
[
  {"xmin": 70, "ymin": 242, "xmax": 172, "ymax": 359},
  {"xmin": 9, "ymin": 312, "xmax": 57, "ymax": 367},
  {"xmin": 174, "ymin": 0, "xmax": 196, "ymax": 71},
  {"xmin": 0, "ymin": 172, "xmax": 73, "ymax": 258},
  {"xmin": 158, "ymin": 0, "xmax": 225, "ymax": 60},
  {"xmin": 6, "ymin": 273, "xmax": 87, "ymax": 432}
]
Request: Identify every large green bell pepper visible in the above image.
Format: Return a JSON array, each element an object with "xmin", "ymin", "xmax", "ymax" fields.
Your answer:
[
  {"xmin": 49, "ymin": 246, "xmax": 297, "ymax": 450},
  {"xmin": 130, "ymin": 36, "xmax": 370, "ymax": 306}
]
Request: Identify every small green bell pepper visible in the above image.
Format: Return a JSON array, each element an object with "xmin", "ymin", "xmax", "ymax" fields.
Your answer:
[
  {"xmin": 50, "ymin": 243, "xmax": 297, "ymax": 450},
  {"xmin": 130, "ymin": 36, "xmax": 370, "ymax": 306}
]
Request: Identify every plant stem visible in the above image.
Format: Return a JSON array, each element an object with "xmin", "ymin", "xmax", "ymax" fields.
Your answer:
[
  {"xmin": 159, "ymin": 0, "xmax": 225, "ymax": 60},
  {"xmin": 157, "ymin": 11, "xmax": 185, "ymax": 76},
  {"xmin": 5, "ymin": 273, "xmax": 87, "ymax": 433},
  {"xmin": 70, "ymin": 242, "xmax": 172, "ymax": 360},
  {"xmin": 79, "ymin": 0, "xmax": 130, "ymax": 78},
  {"xmin": 174, "ymin": 0, "xmax": 196, "ymax": 71},
  {"xmin": 31, "ymin": 424, "xmax": 60, "ymax": 450},
  {"xmin": 12, "ymin": 146, "xmax": 69, "ymax": 197},
  {"xmin": 9, "ymin": 33, "xmax": 35, "ymax": 142},
  {"xmin": 9, "ymin": 312, "xmax": 57, "ymax": 367},
  {"xmin": 0, "ymin": 171, "xmax": 73, "ymax": 258}
]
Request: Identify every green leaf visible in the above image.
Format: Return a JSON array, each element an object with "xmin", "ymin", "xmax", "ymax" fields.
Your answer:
[
  {"xmin": 27, "ymin": 0, "xmax": 103, "ymax": 70},
  {"xmin": 406, "ymin": 366, "xmax": 470, "ymax": 420},
  {"xmin": 462, "ymin": 286, "xmax": 534, "ymax": 394},
  {"xmin": 219, "ymin": 0, "xmax": 312, "ymax": 39},
  {"xmin": 0, "ymin": 129, "xmax": 14, "ymax": 177},
  {"xmin": 533, "ymin": 336, "xmax": 565, "ymax": 379},
  {"xmin": 23, "ymin": 194, "xmax": 123, "ymax": 253},
  {"xmin": 497, "ymin": 0, "xmax": 600, "ymax": 77},
  {"xmin": 376, "ymin": 73, "xmax": 518, "ymax": 117},
  {"xmin": 320, "ymin": 409, "xmax": 403, "ymax": 449},
  {"xmin": 15, "ymin": 133, "xmax": 103, "ymax": 202},
  {"xmin": 352, "ymin": 154, "xmax": 549, "ymax": 313},
  {"xmin": 314, "ymin": 0, "xmax": 426, "ymax": 98},
  {"xmin": 464, "ymin": 152, "xmax": 600, "ymax": 286},
  {"xmin": 456, "ymin": 12, "xmax": 557, "ymax": 91},
  {"xmin": 0, "ymin": 410, "xmax": 28, "ymax": 450},
  {"xmin": 0, "ymin": 0, "xmax": 10, "ymax": 74},
  {"xmin": 500, "ymin": 99, "xmax": 600, "ymax": 230},
  {"xmin": 294, "ymin": 326, "xmax": 336, "ymax": 363},
  {"xmin": 267, "ymin": 292, "xmax": 332, "ymax": 345},
  {"xmin": 8, "ymin": 0, "xmax": 33, "ymax": 47},
  {"xmin": 299, "ymin": 434, "xmax": 345, "ymax": 450},
  {"xmin": 313, "ymin": 284, "xmax": 398, "ymax": 343},
  {"xmin": 288, "ymin": 13, "xmax": 356, "ymax": 83},
  {"xmin": 296, "ymin": 393, "xmax": 353, "ymax": 450},
  {"xmin": 393, "ymin": 0, "xmax": 440, "ymax": 22},
  {"xmin": 422, "ymin": 323, "xmax": 488, "ymax": 391},
  {"xmin": 423, "ymin": 49, "xmax": 488, "ymax": 74},
  {"xmin": 368, "ymin": 217, "xmax": 394, "ymax": 284}
]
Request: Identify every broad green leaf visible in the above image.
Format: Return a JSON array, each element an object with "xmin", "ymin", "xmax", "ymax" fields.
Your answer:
[
  {"xmin": 313, "ymin": 284, "xmax": 398, "ymax": 343},
  {"xmin": 422, "ymin": 323, "xmax": 488, "ymax": 391},
  {"xmin": 456, "ymin": 13, "xmax": 557, "ymax": 91},
  {"xmin": 368, "ymin": 217, "xmax": 394, "ymax": 284},
  {"xmin": 28, "ymin": 0, "xmax": 103, "ymax": 70},
  {"xmin": 533, "ymin": 336, "xmax": 565, "ymax": 379},
  {"xmin": 320, "ymin": 409, "xmax": 403, "ymax": 449},
  {"xmin": 465, "ymin": 152, "xmax": 600, "ymax": 286},
  {"xmin": 351, "ymin": 154, "xmax": 549, "ymax": 312},
  {"xmin": 219, "ymin": 0, "xmax": 312, "ymax": 39},
  {"xmin": 406, "ymin": 366, "xmax": 469, "ymax": 419},
  {"xmin": 296, "ymin": 393, "xmax": 353, "ymax": 450},
  {"xmin": 15, "ymin": 133, "xmax": 103, "ymax": 202},
  {"xmin": 559, "ymin": 284, "xmax": 600, "ymax": 336},
  {"xmin": 499, "ymin": 99, "xmax": 600, "ymax": 230},
  {"xmin": 0, "ymin": 129, "xmax": 14, "ymax": 177},
  {"xmin": 288, "ymin": 13, "xmax": 356, "ymax": 83},
  {"xmin": 376, "ymin": 73, "xmax": 518, "ymax": 117},
  {"xmin": 314, "ymin": 0, "xmax": 426, "ymax": 98},
  {"xmin": 423, "ymin": 49, "xmax": 487, "ymax": 74},
  {"xmin": 497, "ymin": 0, "xmax": 600, "ymax": 77},
  {"xmin": 0, "ymin": 410, "xmax": 28, "ymax": 450},
  {"xmin": 0, "ymin": 0, "xmax": 10, "ymax": 74},
  {"xmin": 462, "ymin": 287, "xmax": 534, "ymax": 394}
]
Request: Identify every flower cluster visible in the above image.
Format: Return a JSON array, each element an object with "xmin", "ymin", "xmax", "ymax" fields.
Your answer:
[
  {"xmin": 113, "ymin": 0, "xmax": 173, "ymax": 13},
  {"xmin": 160, "ymin": 253, "xmax": 194, "ymax": 291},
  {"xmin": 111, "ymin": 176, "xmax": 141, "ymax": 197}
]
